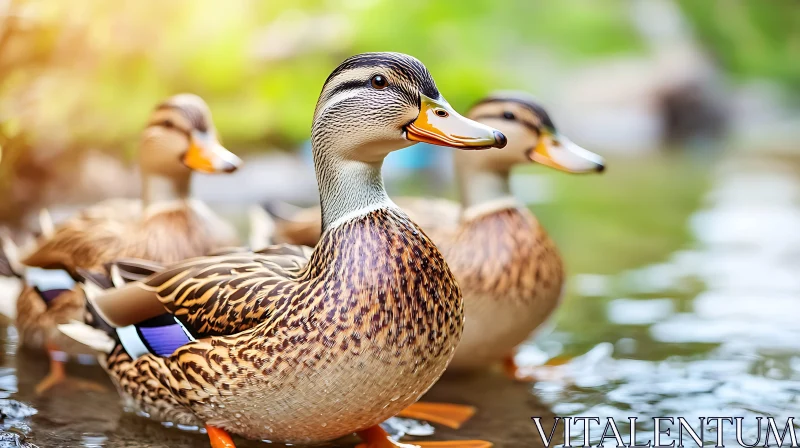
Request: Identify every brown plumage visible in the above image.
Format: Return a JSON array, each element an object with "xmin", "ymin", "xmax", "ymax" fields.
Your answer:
[
  {"xmin": 23, "ymin": 200, "xmax": 237, "ymax": 274},
  {"xmin": 268, "ymin": 93, "xmax": 605, "ymax": 378},
  {"xmin": 11, "ymin": 93, "xmax": 241, "ymax": 359},
  {"xmin": 17, "ymin": 201, "xmax": 238, "ymax": 351},
  {"xmin": 431, "ymin": 207, "xmax": 563, "ymax": 370},
  {"xmin": 64, "ymin": 52, "xmax": 506, "ymax": 447},
  {"xmin": 105, "ymin": 208, "xmax": 461, "ymax": 442}
]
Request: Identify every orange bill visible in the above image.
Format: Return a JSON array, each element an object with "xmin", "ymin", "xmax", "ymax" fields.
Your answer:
[
  {"xmin": 182, "ymin": 130, "xmax": 242, "ymax": 174},
  {"xmin": 529, "ymin": 129, "xmax": 605, "ymax": 173},
  {"xmin": 406, "ymin": 94, "xmax": 507, "ymax": 150}
]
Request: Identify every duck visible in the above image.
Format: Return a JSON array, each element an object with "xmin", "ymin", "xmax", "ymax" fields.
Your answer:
[
  {"xmin": 263, "ymin": 92, "xmax": 605, "ymax": 381},
  {"xmin": 60, "ymin": 52, "xmax": 506, "ymax": 448},
  {"xmin": 0, "ymin": 93, "xmax": 243, "ymax": 394}
]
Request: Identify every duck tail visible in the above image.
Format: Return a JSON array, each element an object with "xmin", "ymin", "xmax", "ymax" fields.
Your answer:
[
  {"xmin": 248, "ymin": 205, "xmax": 276, "ymax": 250},
  {"xmin": 60, "ymin": 289, "xmax": 195, "ymax": 360},
  {"xmin": 63, "ymin": 259, "xmax": 192, "ymax": 360},
  {"xmin": 57, "ymin": 320, "xmax": 116, "ymax": 354},
  {"xmin": 56, "ymin": 270, "xmax": 118, "ymax": 353}
]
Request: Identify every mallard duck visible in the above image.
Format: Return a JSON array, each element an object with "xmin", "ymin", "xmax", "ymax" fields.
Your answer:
[
  {"xmin": 417, "ymin": 93, "xmax": 604, "ymax": 380},
  {"xmin": 61, "ymin": 52, "xmax": 506, "ymax": 448},
  {"xmin": 264, "ymin": 92, "xmax": 605, "ymax": 381},
  {"xmin": 1, "ymin": 93, "xmax": 242, "ymax": 394}
]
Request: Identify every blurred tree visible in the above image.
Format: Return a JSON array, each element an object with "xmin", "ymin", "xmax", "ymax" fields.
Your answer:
[
  {"xmin": 0, "ymin": 0, "xmax": 650, "ymax": 158},
  {"xmin": 0, "ymin": 0, "xmax": 66, "ymax": 228},
  {"xmin": 0, "ymin": 0, "xmax": 795, "ymax": 228}
]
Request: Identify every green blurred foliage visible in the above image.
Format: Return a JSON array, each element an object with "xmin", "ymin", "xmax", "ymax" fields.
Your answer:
[
  {"xmin": 0, "ymin": 0, "xmax": 648, "ymax": 160},
  {"xmin": 534, "ymin": 154, "xmax": 709, "ymax": 275},
  {"xmin": 676, "ymin": 0, "xmax": 800, "ymax": 89},
  {"xmin": 0, "ymin": 0, "xmax": 794, "ymax": 158}
]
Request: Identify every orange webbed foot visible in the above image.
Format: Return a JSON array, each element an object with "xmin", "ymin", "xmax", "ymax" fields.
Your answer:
[
  {"xmin": 397, "ymin": 402, "xmax": 477, "ymax": 429},
  {"xmin": 206, "ymin": 425, "xmax": 236, "ymax": 448},
  {"xmin": 356, "ymin": 425, "xmax": 492, "ymax": 448}
]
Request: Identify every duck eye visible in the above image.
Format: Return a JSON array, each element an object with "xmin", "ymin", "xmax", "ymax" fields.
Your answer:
[
  {"xmin": 434, "ymin": 109, "xmax": 449, "ymax": 118},
  {"xmin": 370, "ymin": 75, "xmax": 388, "ymax": 90},
  {"xmin": 503, "ymin": 111, "xmax": 515, "ymax": 120},
  {"xmin": 161, "ymin": 119, "xmax": 175, "ymax": 129}
]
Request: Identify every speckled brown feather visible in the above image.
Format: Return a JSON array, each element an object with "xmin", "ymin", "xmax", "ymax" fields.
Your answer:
[
  {"xmin": 103, "ymin": 207, "xmax": 463, "ymax": 444},
  {"xmin": 430, "ymin": 206, "xmax": 564, "ymax": 370},
  {"xmin": 16, "ymin": 287, "xmax": 91, "ymax": 354},
  {"xmin": 23, "ymin": 199, "xmax": 237, "ymax": 273},
  {"xmin": 16, "ymin": 199, "xmax": 238, "ymax": 352},
  {"xmin": 430, "ymin": 207, "xmax": 562, "ymax": 303},
  {"xmin": 270, "ymin": 200, "xmax": 564, "ymax": 370}
]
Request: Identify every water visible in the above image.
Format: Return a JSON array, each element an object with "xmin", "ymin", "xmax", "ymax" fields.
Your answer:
[
  {"xmin": 0, "ymin": 152, "xmax": 798, "ymax": 447},
  {"xmin": 524, "ymin": 153, "xmax": 800, "ymax": 446}
]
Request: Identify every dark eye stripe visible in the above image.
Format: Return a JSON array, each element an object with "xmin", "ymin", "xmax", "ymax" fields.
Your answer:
[
  {"xmin": 323, "ymin": 53, "xmax": 440, "ymax": 100},
  {"xmin": 471, "ymin": 114, "xmax": 542, "ymax": 135},
  {"xmin": 472, "ymin": 97, "xmax": 557, "ymax": 131},
  {"xmin": 148, "ymin": 120, "xmax": 192, "ymax": 136},
  {"xmin": 323, "ymin": 78, "xmax": 417, "ymax": 109},
  {"xmin": 155, "ymin": 103, "xmax": 209, "ymax": 133},
  {"xmin": 324, "ymin": 79, "xmax": 371, "ymax": 101}
]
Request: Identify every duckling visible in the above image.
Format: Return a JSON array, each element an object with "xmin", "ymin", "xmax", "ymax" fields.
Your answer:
[
  {"xmin": 265, "ymin": 92, "xmax": 605, "ymax": 381},
  {"xmin": 60, "ymin": 52, "xmax": 506, "ymax": 448},
  {"xmin": 3, "ymin": 94, "xmax": 242, "ymax": 394}
]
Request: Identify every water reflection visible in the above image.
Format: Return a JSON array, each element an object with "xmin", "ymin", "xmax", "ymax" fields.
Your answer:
[
  {"xmin": 0, "ymin": 154, "xmax": 798, "ymax": 447},
  {"xmin": 525, "ymin": 155, "xmax": 800, "ymax": 445}
]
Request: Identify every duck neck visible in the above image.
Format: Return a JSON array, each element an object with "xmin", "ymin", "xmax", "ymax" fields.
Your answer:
[
  {"xmin": 455, "ymin": 164, "xmax": 514, "ymax": 210},
  {"xmin": 313, "ymin": 148, "xmax": 393, "ymax": 232},
  {"xmin": 141, "ymin": 172, "xmax": 191, "ymax": 207}
]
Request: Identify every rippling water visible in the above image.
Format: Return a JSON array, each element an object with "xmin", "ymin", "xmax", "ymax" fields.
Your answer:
[
  {"xmin": 526, "ymin": 154, "xmax": 800, "ymax": 446},
  {"xmin": 0, "ymin": 152, "xmax": 798, "ymax": 447}
]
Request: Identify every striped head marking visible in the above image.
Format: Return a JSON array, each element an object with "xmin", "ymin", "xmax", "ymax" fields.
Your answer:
[
  {"xmin": 465, "ymin": 92, "xmax": 605, "ymax": 174},
  {"xmin": 312, "ymin": 52, "xmax": 507, "ymax": 162},
  {"xmin": 141, "ymin": 94, "xmax": 241, "ymax": 176}
]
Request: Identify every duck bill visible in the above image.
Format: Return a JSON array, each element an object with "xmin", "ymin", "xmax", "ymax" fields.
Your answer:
[
  {"xmin": 405, "ymin": 95, "xmax": 507, "ymax": 150},
  {"xmin": 529, "ymin": 130, "xmax": 605, "ymax": 174},
  {"xmin": 182, "ymin": 130, "xmax": 242, "ymax": 174}
]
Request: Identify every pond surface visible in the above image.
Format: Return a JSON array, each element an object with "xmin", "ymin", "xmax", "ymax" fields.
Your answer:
[{"xmin": 0, "ymin": 151, "xmax": 798, "ymax": 447}]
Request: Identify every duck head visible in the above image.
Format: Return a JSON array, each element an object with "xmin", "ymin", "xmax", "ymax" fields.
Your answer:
[
  {"xmin": 312, "ymin": 52, "xmax": 507, "ymax": 163},
  {"xmin": 140, "ymin": 94, "xmax": 241, "ymax": 178},
  {"xmin": 464, "ymin": 92, "xmax": 604, "ymax": 174}
]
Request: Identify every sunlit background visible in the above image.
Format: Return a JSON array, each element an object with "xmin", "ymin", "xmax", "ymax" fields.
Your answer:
[{"xmin": 0, "ymin": 0, "xmax": 798, "ymax": 446}]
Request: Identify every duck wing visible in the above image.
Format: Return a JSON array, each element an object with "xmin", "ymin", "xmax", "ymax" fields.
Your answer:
[{"xmin": 105, "ymin": 245, "xmax": 312, "ymax": 338}]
